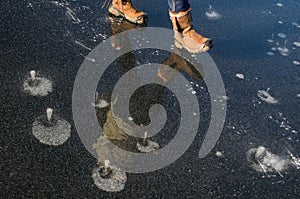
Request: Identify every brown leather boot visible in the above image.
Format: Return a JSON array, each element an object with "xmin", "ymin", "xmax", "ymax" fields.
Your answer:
[
  {"xmin": 169, "ymin": 8, "xmax": 213, "ymax": 53},
  {"xmin": 109, "ymin": 0, "xmax": 147, "ymax": 24}
]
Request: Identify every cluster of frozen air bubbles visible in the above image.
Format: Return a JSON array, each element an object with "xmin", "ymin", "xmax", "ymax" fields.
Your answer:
[
  {"xmin": 92, "ymin": 160, "xmax": 127, "ymax": 192},
  {"xmin": 23, "ymin": 70, "xmax": 53, "ymax": 96},
  {"xmin": 32, "ymin": 108, "xmax": 71, "ymax": 146},
  {"xmin": 247, "ymin": 146, "xmax": 289, "ymax": 177},
  {"xmin": 205, "ymin": 5, "xmax": 221, "ymax": 20},
  {"xmin": 268, "ymin": 112, "xmax": 299, "ymax": 135},
  {"xmin": 136, "ymin": 131, "xmax": 160, "ymax": 153},
  {"xmin": 257, "ymin": 88, "xmax": 278, "ymax": 104},
  {"xmin": 247, "ymin": 146, "xmax": 300, "ymax": 177},
  {"xmin": 264, "ymin": 3, "xmax": 300, "ymax": 65},
  {"xmin": 92, "ymin": 92, "xmax": 110, "ymax": 109},
  {"xmin": 22, "ymin": 70, "xmax": 71, "ymax": 145}
]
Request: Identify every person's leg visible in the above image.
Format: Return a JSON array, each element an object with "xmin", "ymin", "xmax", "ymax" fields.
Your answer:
[
  {"xmin": 168, "ymin": 0, "xmax": 190, "ymax": 13},
  {"xmin": 108, "ymin": 0, "xmax": 147, "ymax": 24},
  {"xmin": 168, "ymin": 0, "xmax": 213, "ymax": 53}
]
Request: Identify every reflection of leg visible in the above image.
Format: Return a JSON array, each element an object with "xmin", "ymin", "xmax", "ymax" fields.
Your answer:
[
  {"xmin": 109, "ymin": 0, "xmax": 147, "ymax": 24},
  {"xmin": 129, "ymin": 84, "xmax": 165, "ymax": 126},
  {"xmin": 168, "ymin": 0, "xmax": 213, "ymax": 53}
]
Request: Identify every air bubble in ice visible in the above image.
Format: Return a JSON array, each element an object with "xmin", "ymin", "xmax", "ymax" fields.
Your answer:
[
  {"xmin": 91, "ymin": 163, "xmax": 127, "ymax": 192},
  {"xmin": 271, "ymin": 47, "xmax": 277, "ymax": 51},
  {"xmin": 246, "ymin": 146, "xmax": 289, "ymax": 176},
  {"xmin": 205, "ymin": 5, "xmax": 221, "ymax": 20},
  {"xmin": 137, "ymin": 132, "xmax": 159, "ymax": 153},
  {"xmin": 257, "ymin": 89, "xmax": 278, "ymax": 104},
  {"xmin": 277, "ymin": 33, "xmax": 287, "ymax": 39},
  {"xmin": 292, "ymin": 60, "xmax": 300, "ymax": 65},
  {"xmin": 23, "ymin": 70, "xmax": 53, "ymax": 96},
  {"xmin": 235, "ymin": 73, "xmax": 245, "ymax": 79},
  {"xmin": 277, "ymin": 46, "xmax": 289, "ymax": 56},
  {"xmin": 293, "ymin": 42, "xmax": 300, "ymax": 47},
  {"xmin": 32, "ymin": 109, "xmax": 71, "ymax": 146}
]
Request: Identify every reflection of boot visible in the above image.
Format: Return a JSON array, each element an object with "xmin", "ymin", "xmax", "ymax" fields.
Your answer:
[
  {"xmin": 158, "ymin": 50, "xmax": 203, "ymax": 83},
  {"xmin": 169, "ymin": 8, "xmax": 213, "ymax": 53},
  {"xmin": 109, "ymin": 0, "xmax": 147, "ymax": 24},
  {"xmin": 109, "ymin": 15, "xmax": 145, "ymax": 50}
]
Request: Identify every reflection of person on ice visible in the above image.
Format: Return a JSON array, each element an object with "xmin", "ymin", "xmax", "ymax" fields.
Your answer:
[{"xmin": 108, "ymin": 0, "xmax": 213, "ymax": 53}]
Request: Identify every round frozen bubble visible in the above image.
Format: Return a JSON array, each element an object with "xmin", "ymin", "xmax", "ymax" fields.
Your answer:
[
  {"xmin": 23, "ymin": 70, "xmax": 53, "ymax": 96},
  {"xmin": 137, "ymin": 139, "xmax": 160, "ymax": 153},
  {"xmin": 91, "ymin": 164, "xmax": 127, "ymax": 192},
  {"xmin": 205, "ymin": 5, "xmax": 221, "ymax": 20},
  {"xmin": 32, "ymin": 112, "xmax": 71, "ymax": 146},
  {"xmin": 215, "ymin": 151, "xmax": 224, "ymax": 157}
]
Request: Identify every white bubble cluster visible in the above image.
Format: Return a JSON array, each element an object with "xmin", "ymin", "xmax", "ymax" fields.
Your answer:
[
  {"xmin": 205, "ymin": 5, "xmax": 221, "ymax": 20},
  {"xmin": 257, "ymin": 89, "xmax": 278, "ymax": 104},
  {"xmin": 23, "ymin": 71, "xmax": 53, "ymax": 96},
  {"xmin": 247, "ymin": 146, "xmax": 289, "ymax": 177},
  {"xmin": 32, "ymin": 114, "xmax": 71, "ymax": 146},
  {"xmin": 92, "ymin": 164, "xmax": 127, "ymax": 192}
]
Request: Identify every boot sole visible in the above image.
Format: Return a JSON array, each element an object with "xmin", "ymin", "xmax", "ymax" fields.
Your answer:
[
  {"xmin": 175, "ymin": 38, "xmax": 213, "ymax": 53},
  {"xmin": 108, "ymin": 5, "xmax": 147, "ymax": 25}
]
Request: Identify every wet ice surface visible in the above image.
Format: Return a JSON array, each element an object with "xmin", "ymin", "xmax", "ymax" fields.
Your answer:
[
  {"xmin": 269, "ymin": 112, "xmax": 299, "ymax": 134},
  {"xmin": 2, "ymin": 0, "xmax": 300, "ymax": 197}
]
